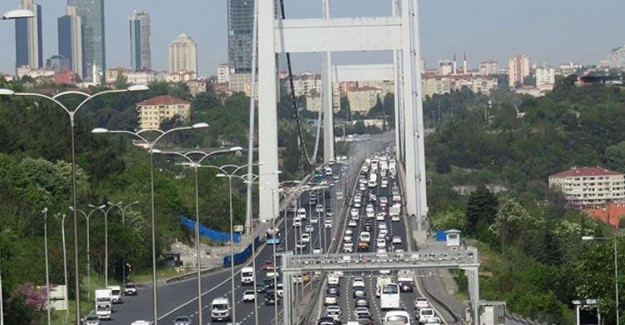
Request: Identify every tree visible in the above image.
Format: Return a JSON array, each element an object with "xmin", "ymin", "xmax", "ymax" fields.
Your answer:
[
  {"xmin": 430, "ymin": 207, "xmax": 466, "ymax": 231},
  {"xmin": 605, "ymin": 141, "xmax": 625, "ymax": 173},
  {"xmin": 465, "ymin": 185, "xmax": 498, "ymax": 236},
  {"xmin": 490, "ymin": 197, "xmax": 541, "ymax": 249}
]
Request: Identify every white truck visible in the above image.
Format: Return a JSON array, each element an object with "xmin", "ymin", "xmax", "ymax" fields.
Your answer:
[
  {"xmin": 107, "ymin": 285, "xmax": 123, "ymax": 303},
  {"xmin": 95, "ymin": 289, "xmax": 113, "ymax": 320},
  {"xmin": 390, "ymin": 204, "xmax": 401, "ymax": 222},
  {"xmin": 241, "ymin": 266, "xmax": 255, "ymax": 285},
  {"xmin": 211, "ymin": 297, "xmax": 232, "ymax": 322}
]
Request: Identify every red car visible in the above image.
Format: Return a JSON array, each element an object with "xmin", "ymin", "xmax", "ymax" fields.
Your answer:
[{"xmin": 262, "ymin": 261, "xmax": 274, "ymax": 271}]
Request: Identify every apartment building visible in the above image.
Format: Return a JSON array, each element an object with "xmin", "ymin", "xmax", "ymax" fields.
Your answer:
[
  {"xmin": 136, "ymin": 95, "xmax": 191, "ymax": 130},
  {"xmin": 548, "ymin": 167, "xmax": 625, "ymax": 207}
]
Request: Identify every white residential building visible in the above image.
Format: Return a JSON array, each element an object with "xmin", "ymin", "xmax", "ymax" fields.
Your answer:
[
  {"xmin": 535, "ymin": 65, "xmax": 555, "ymax": 91},
  {"xmin": 508, "ymin": 55, "xmax": 530, "ymax": 88},
  {"xmin": 168, "ymin": 33, "xmax": 198, "ymax": 73},
  {"xmin": 549, "ymin": 167, "xmax": 625, "ymax": 207}
]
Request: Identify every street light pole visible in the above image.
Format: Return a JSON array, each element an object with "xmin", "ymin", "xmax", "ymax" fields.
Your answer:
[
  {"xmin": 0, "ymin": 85, "xmax": 148, "ymax": 320},
  {"xmin": 42, "ymin": 208, "xmax": 50, "ymax": 325},
  {"xmin": 57, "ymin": 213, "xmax": 69, "ymax": 324},
  {"xmin": 92, "ymin": 123, "xmax": 208, "ymax": 324},
  {"xmin": 71, "ymin": 205, "xmax": 104, "ymax": 301},
  {"xmin": 157, "ymin": 148, "xmax": 241, "ymax": 325},
  {"xmin": 93, "ymin": 203, "xmax": 120, "ymax": 288},
  {"xmin": 582, "ymin": 235, "xmax": 620, "ymax": 324},
  {"xmin": 109, "ymin": 201, "xmax": 139, "ymax": 285}
]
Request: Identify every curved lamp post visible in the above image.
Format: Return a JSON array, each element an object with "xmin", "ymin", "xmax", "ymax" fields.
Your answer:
[
  {"xmin": 207, "ymin": 162, "xmax": 262, "ymax": 325},
  {"xmin": 92, "ymin": 122, "xmax": 207, "ymax": 324},
  {"xmin": 0, "ymin": 85, "xmax": 148, "ymax": 320},
  {"xmin": 107, "ymin": 201, "xmax": 140, "ymax": 285},
  {"xmin": 92, "ymin": 203, "xmax": 122, "ymax": 287},
  {"xmin": 156, "ymin": 147, "xmax": 242, "ymax": 325},
  {"xmin": 70, "ymin": 204, "xmax": 104, "ymax": 301},
  {"xmin": 582, "ymin": 235, "xmax": 619, "ymax": 324}
]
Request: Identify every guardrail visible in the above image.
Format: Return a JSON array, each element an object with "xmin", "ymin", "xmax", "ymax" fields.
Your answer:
[{"xmin": 179, "ymin": 215, "xmax": 241, "ymax": 243}]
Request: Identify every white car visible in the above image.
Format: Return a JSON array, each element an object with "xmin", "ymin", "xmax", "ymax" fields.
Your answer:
[
  {"xmin": 301, "ymin": 233, "xmax": 311, "ymax": 243},
  {"xmin": 324, "ymin": 294, "xmax": 338, "ymax": 305},
  {"xmin": 366, "ymin": 209, "xmax": 375, "ymax": 219},
  {"xmin": 325, "ymin": 305, "xmax": 342, "ymax": 320},
  {"xmin": 359, "ymin": 232, "xmax": 371, "ymax": 243},
  {"xmin": 354, "ymin": 306, "xmax": 371, "ymax": 318},
  {"xmin": 376, "ymin": 238, "xmax": 386, "ymax": 249},
  {"xmin": 415, "ymin": 297, "xmax": 430, "ymax": 309},
  {"xmin": 376, "ymin": 212, "xmax": 385, "ymax": 221},
  {"xmin": 310, "ymin": 214, "xmax": 319, "ymax": 224},
  {"xmin": 345, "ymin": 229, "xmax": 353, "ymax": 236},
  {"xmin": 313, "ymin": 246, "xmax": 323, "ymax": 254},
  {"xmin": 242, "ymin": 290, "xmax": 255, "ymax": 302},
  {"xmin": 83, "ymin": 315, "xmax": 100, "ymax": 325},
  {"xmin": 343, "ymin": 235, "xmax": 353, "ymax": 243},
  {"xmin": 305, "ymin": 225, "xmax": 315, "ymax": 233},
  {"xmin": 352, "ymin": 277, "xmax": 366, "ymax": 288},
  {"xmin": 378, "ymin": 223, "xmax": 388, "ymax": 231},
  {"xmin": 343, "ymin": 243, "xmax": 354, "ymax": 253},
  {"xmin": 392, "ymin": 236, "xmax": 402, "ymax": 245},
  {"xmin": 350, "ymin": 208, "xmax": 360, "ymax": 219},
  {"xmin": 348, "ymin": 220, "xmax": 358, "ymax": 227},
  {"xmin": 328, "ymin": 274, "xmax": 340, "ymax": 285},
  {"xmin": 316, "ymin": 204, "xmax": 324, "ymax": 213},
  {"xmin": 297, "ymin": 208, "xmax": 307, "ymax": 219}
]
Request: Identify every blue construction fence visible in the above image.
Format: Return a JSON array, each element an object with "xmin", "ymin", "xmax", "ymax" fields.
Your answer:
[
  {"xmin": 223, "ymin": 236, "xmax": 262, "ymax": 268},
  {"xmin": 179, "ymin": 215, "xmax": 241, "ymax": 243}
]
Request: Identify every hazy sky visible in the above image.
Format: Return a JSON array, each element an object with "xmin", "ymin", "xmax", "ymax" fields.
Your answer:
[{"xmin": 0, "ymin": 0, "xmax": 623, "ymax": 76}]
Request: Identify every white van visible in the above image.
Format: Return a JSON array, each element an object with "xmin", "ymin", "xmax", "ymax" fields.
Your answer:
[
  {"xmin": 325, "ymin": 166, "xmax": 333, "ymax": 176},
  {"xmin": 107, "ymin": 285, "xmax": 122, "ymax": 304},
  {"xmin": 211, "ymin": 297, "xmax": 232, "ymax": 322},
  {"xmin": 241, "ymin": 266, "xmax": 255, "ymax": 285}
]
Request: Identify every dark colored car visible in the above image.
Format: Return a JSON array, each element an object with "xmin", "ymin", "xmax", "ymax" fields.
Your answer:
[
  {"xmin": 326, "ymin": 284, "xmax": 340, "ymax": 296},
  {"xmin": 257, "ymin": 278, "xmax": 275, "ymax": 293},
  {"xmin": 399, "ymin": 281, "xmax": 414, "ymax": 292},
  {"xmin": 264, "ymin": 292, "xmax": 280, "ymax": 306},
  {"xmin": 363, "ymin": 223, "xmax": 372, "ymax": 232}
]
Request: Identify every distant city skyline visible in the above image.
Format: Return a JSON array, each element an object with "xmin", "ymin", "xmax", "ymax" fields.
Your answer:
[{"xmin": 0, "ymin": 0, "xmax": 624, "ymax": 76}]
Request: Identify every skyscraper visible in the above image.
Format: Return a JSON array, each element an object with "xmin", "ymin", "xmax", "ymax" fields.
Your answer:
[
  {"xmin": 508, "ymin": 55, "xmax": 530, "ymax": 88},
  {"xmin": 129, "ymin": 10, "xmax": 151, "ymax": 71},
  {"xmin": 227, "ymin": 0, "xmax": 253, "ymax": 74},
  {"xmin": 68, "ymin": 0, "xmax": 105, "ymax": 81},
  {"xmin": 168, "ymin": 33, "xmax": 197, "ymax": 73},
  {"xmin": 58, "ymin": 6, "xmax": 82, "ymax": 75},
  {"xmin": 15, "ymin": 0, "xmax": 42, "ymax": 69}
]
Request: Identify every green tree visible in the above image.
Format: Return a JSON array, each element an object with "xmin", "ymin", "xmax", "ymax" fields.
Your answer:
[
  {"xmin": 490, "ymin": 197, "xmax": 541, "ymax": 250},
  {"xmin": 430, "ymin": 207, "xmax": 466, "ymax": 231},
  {"xmin": 605, "ymin": 141, "xmax": 625, "ymax": 173},
  {"xmin": 465, "ymin": 185, "xmax": 498, "ymax": 237}
]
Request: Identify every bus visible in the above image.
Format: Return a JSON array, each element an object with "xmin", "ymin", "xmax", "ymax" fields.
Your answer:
[
  {"xmin": 266, "ymin": 228, "xmax": 281, "ymax": 245},
  {"xmin": 380, "ymin": 283, "xmax": 401, "ymax": 310}
]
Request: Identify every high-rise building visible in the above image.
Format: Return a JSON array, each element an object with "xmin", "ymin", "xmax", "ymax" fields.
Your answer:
[
  {"xmin": 508, "ymin": 55, "xmax": 530, "ymax": 88},
  {"xmin": 58, "ymin": 6, "xmax": 82, "ymax": 75},
  {"xmin": 227, "ymin": 0, "xmax": 254, "ymax": 74},
  {"xmin": 68, "ymin": 0, "xmax": 106, "ymax": 81},
  {"xmin": 129, "ymin": 10, "xmax": 151, "ymax": 71},
  {"xmin": 168, "ymin": 33, "xmax": 198, "ymax": 73},
  {"xmin": 15, "ymin": 0, "xmax": 42, "ymax": 69}
]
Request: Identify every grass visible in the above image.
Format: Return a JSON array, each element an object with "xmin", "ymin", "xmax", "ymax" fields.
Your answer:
[{"xmin": 129, "ymin": 266, "xmax": 184, "ymax": 284}]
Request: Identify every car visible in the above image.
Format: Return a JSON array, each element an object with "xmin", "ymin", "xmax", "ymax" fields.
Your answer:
[
  {"xmin": 262, "ymin": 261, "xmax": 274, "ymax": 271},
  {"xmin": 310, "ymin": 214, "xmax": 319, "ymax": 224},
  {"xmin": 316, "ymin": 204, "xmax": 324, "ymax": 213},
  {"xmin": 295, "ymin": 240, "xmax": 307, "ymax": 251},
  {"xmin": 377, "ymin": 238, "xmax": 386, "ymax": 249},
  {"xmin": 264, "ymin": 292, "xmax": 280, "ymax": 305},
  {"xmin": 124, "ymin": 282, "xmax": 137, "ymax": 296},
  {"xmin": 376, "ymin": 212, "xmax": 386, "ymax": 221},
  {"xmin": 292, "ymin": 219, "xmax": 302, "ymax": 228},
  {"xmin": 82, "ymin": 315, "xmax": 100, "ymax": 325},
  {"xmin": 392, "ymin": 236, "xmax": 402, "ymax": 245},
  {"xmin": 343, "ymin": 235, "xmax": 353, "ymax": 243},
  {"xmin": 328, "ymin": 273, "xmax": 340, "ymax": 285},
  {"xmin": 173, "ymin": 316, "xmax": 192, "ymax": 325},
  {"xmin": 131, "ymin": 321, "xmax": 153, "ymax": 325},
  {"xmin": 318, "ymin": 316, "xmax": 339, "ymax": 325},
  {"xmin": 353, "ymin": 287, "xmax": 367, "ymax": 298},
  {"xmin": 313, "ymin": 246, "xmax": 323, "ymax": 254},
  {"xmin": 354, "ymin": 307, "xmax": 371, "ymax": 318},
  {"xmin": 417, "ymin": 307, "xmax": 436, "ymax": 323},
  {"xmin": 359, "ymin": 232, "xmax": 371, "ymax": 243},
  {"xmin": 324, "ymin": 293, "xmax": 338, "ymax": 305},
  {"xmin": 345, "ymin": 228, "xmax": 353, "ymax": 236},
  {"xmin": 325, "ymin": 305, "xmax": 342, "ymax": 320},
  {"xmin": 424, "ymin": 317, "xmax": 443, "ymax": 325},
  {"xmin": 348, "ymin": 220, "xmax": 358, "ymax": 227},
  {"xmin": 242, "ymin": 290, "xmax": 255, "ymax": 303},
  {"xmin": 326, "ymin": 284, "xmax": 340, "ymax": 296},
  {"xmin": 355, "ymin": 297, "xmax": 370, "ymax": 308},
  {"xmin": 352, "ymin": 277, "xmax": 366, "ymax": 288},
  {"xmin": 378, "ymin": 223, "xmax": 388, "ymax": 231},
  {"xmin": 297, "ymin": 208, "xmax": 307, "ymax": 219},
  {"xmin": 343, "ymin": 243, "xmax": 354, "ymax": 253},
  {"xmin": 305, "ymin": 224, "xmax": 315, "ymax": 233},
  {"xmin": 301, "ymin": 233, "xmax": 311, "ymax": 243},
  {"xmin": 363, "ymin": 223, "xmax": 372, "ymax": 231},
  {"xmin": 415, "ymin": 297, "xmax": 429, "ymax": 309},
  {"xmin": 257, "ymin": 278, "xmax": 275, "ymax": 293},
  {"xmin": 350, "ymin": 208, "xmax": 360, "ymax": 219}
]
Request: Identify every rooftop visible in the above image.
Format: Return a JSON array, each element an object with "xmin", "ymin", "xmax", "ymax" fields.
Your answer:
[
  {"xmin": 550, "ymin": 166, "xmax": 623, "ymax": 178},
  {"xmin": 138, "ymin": 95, "xmax": 190, "ymax": 106}
]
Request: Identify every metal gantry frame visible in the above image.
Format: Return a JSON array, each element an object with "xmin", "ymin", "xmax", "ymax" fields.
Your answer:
[
  {"xmin": 257, "ymin": 0, "xmax": 428, "ymax": 225},
  {"xmin": 280, "ymin": 247, "xmax": 481, "ymax": 325}
]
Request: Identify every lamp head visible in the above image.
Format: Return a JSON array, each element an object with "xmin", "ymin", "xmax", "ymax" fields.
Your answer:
[
  {"xmin": 127, "ymin": 85, "xmax": 149, "ymax": 91},
  {"xmin": 216, "ymin": 173, "xmax": 227, "ymax": 178},
  {"xmin": 581, "ymin": 236, "xmax": 595, "ymax": 241},
  {"xmin": 2, "ymin": 9, "xmax": 34, "ymax": 20},
  {"xmin": 92, "ymin": 128, "xmax": 109, "ymax": 134},
  {"xmin": 229, "ymin": 146, "xmax": 243, "ymax": 152},
  {"xmin": 192, "ymin": 122, "xmax": 209, "ymax": 129},
  {"xmin": 0, "ymin": 89, "xmax": 15, "ymax": 95}
]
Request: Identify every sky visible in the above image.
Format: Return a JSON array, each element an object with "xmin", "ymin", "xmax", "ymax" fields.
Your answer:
[{"xmin": 0, "ymin": 0, "xmax": 624, "ymax": 76}]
